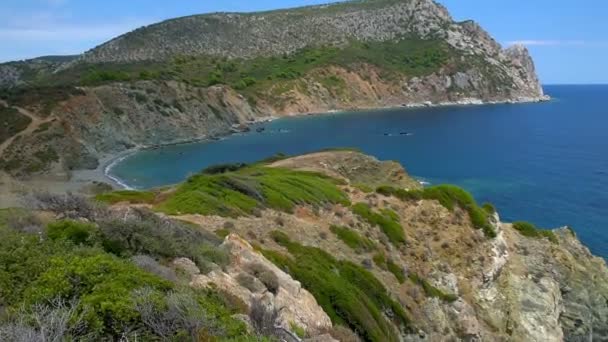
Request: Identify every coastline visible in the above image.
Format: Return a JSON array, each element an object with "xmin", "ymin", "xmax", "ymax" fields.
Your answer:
[
  {"xmin": 102, "ymin": 95, "xmax": 552, "ymax": 190},
  {"xmin": 0, "ymin": 94, "xmax": 551, "ymax": 208}
]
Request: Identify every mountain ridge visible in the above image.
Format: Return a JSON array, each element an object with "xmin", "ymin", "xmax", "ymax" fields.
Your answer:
[{"xmin": 0, "ymin": 0, "xmax": 547, "ymax": 179}]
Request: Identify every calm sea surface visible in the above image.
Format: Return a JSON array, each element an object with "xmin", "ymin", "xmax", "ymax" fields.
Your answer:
[{"xmin": 110, "ymin": 85, "xmax": 608, "ymax": 257}]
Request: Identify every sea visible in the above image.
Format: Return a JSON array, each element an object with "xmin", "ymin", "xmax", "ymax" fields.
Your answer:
[{"xmin": 109, "ymin": 85, "xmax": 608, "ymax": 257}]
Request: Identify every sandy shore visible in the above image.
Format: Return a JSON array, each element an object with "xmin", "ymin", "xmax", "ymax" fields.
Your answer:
[{"xmin": 0, "ymin": 151, "xmax": 131, "ymax": 208}]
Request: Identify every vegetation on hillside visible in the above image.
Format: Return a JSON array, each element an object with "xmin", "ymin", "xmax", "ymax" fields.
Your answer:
[
  {"xmin": 0, "ymin": 105, "xmax": 31, "ymax": 144},
  {"xmin": 512, "ymin": 221, "xmax": 558, "ymax": 244},
  {"xmin": 0, "ymin": 198, "xmax": 266, "ymax": 341},
  {"xmin": 1, "ymin": 38, "xmax": 456, "ymax": 112},
  {"xmin": 352, "ymin": 203, "xmax": 406, "ymax": 245},
  {"xmin": 264, "ymin": 231, "xmax": 411, "ymax": 342},
  {"xmin": 330, "ymin": 225, "xmax": 376, "ymax": 252},
  {"xmin": 98, "ymin": 165, "xmax": 350, "ymax": 217},
  {"xmin": 377, "ymin": 185, "xmax": 496, "ymax": 238}
]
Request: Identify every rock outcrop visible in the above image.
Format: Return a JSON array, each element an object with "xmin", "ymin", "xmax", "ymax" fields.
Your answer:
[
  {"xmin": 189, "ymin": 234, "xmax": 333, "ymax": 336},
  {"xmin": 165, "ymin": 151, "xmax": 608, "ymax": 341}
]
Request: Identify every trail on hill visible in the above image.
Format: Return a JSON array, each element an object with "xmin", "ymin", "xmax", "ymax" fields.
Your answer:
[{"xmin": 0, "ymin": 99, "xmax": 55, "ymax": 158}]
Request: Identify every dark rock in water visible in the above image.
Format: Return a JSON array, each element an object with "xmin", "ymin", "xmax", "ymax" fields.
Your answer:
[
  {"xmin": 256, "ymin": 127, "xmax": 265, "ymax": 133},
  {"xmin": 400, "ymin": 132, "xmax": 409, "ymax": 135}
]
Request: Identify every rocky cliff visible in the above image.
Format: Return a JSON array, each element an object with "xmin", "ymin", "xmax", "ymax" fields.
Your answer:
[
  {"xmin": 0, "ymin": 0, "xmax": 548, "ymax": 178},
  {"xmin": 92, "ymin": 150, "xmax": 608, "ymax": 341}
]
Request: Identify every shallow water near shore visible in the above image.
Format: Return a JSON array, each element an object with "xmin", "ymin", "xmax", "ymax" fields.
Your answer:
[{"xmin": 110, "ymin": 85, "xmax": 608, "ymax": 257}]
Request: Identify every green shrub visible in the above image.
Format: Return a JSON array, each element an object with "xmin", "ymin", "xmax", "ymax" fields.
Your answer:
[
  {"xmin": 386, "ymin": 259, "xmax": 405, "ymax": 284},
  {"xmin": 156, "ymin": 166, "xmax": 349, "ymax": 217},
  {"xmin": 23, "ymin": 253, "xmax": 171, "ymax": 335},
  {"xmin": 372, "ymin": 252, "xmax": 387, "ymax": 269},
  {"xmin": 201, "ymin": 162, "xmax": 248, "ymax": 174},
  {"xmin": 0, "ymin": 105, "xmax": 31, "ymax": 144},
  {"xmin": 353, "ymin": 183, "xmax": 374, "ymax": 193},
  {"xmin": 482, "ymin": 202, "xmax": 496, "ymax": 214},
  {"xmin": 96, "ymin": 208, "xmax": 225, "ymax": 269},
  {"xmin": 409, "ymin": 273, "xmax": 457, "ymax": 302},
  {"xmin": 330, "ymin": 225, "xmax": 375, "ymax": 252},
  {"xmin": 352, "ymin": 203, "xmax": 405, "ymax": 245},
  {"xmin": 290, "ymin": 322, "xmax": 306, "ymax": 338},
  {"xmin": 95, "ymin": 190, "xmax": 156, "ymax": 204},
  {"xmin": 47, "ymin": 220, "xmax": 98, "ymax": 245},
  {"xmin": 372, "ymin": 252, "xmax": 404, "ymax": 283},
  {"xmin": 512, "ymin": 221, "xmax": 558, "ymax": 244},
  {"xmin": 264, "ymin": 232, "xmax": 411, "ymax": 341},
  {"xmin": 377, "ymin": 185, "xmax": 496, "ymax": 238}
]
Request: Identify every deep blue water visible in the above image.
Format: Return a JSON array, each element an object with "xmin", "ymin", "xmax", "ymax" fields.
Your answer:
[{"xmin": 111, "ymin": 85, "xmax": 608, "ymax": 257}]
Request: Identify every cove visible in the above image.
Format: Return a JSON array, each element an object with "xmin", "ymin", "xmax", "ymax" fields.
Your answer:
[{"xmin": 109, "ymin": 85, "xmax": 608, "ymax": 257}]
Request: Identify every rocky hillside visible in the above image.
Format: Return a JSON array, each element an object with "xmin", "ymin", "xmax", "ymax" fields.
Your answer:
[
  {"xmin": 2, "ymin": 150, "xmax": 605, "ymax": 341},
  {"xmin": 95, "ymin": 151, "xmax": 608, "ymax": 340},
  {"xmin": 0, "ymin": 0, "xmax": 548, "ymax": 178}
]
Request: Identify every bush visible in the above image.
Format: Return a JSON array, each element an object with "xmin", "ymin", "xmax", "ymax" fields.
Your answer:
[
  {"xmin": 377, "ymin": 185, "xmax": 496, "ymax": 238},
  {"xmin": 46, "ymin": 220, "xmax": 98, "ymax": 245},
  {"xmin": 351, "ymin": 203, "xmax": 405, "ymax": 246},
  {"xmin": 512, "ymin": 221, "xmax": 558, "ymax": 244},
  {"xmin": 201, "ymin": 163, "xmax": 248, "ymax": 175},
  {"xmin": 96, "ymin": 208, "xmax": 226, "ymax": 269},
  {"xmin": 330, "ymin": 225, "xmax": 375, "ymax": 252},
  {"xmin": 248, "ymin": 263, "xmax": 279, "ymax": 294},
  {"xmin": 264, "ymin": 231, "xmax": 411, "ymax": 341},
  {"xmin": 482, "ymin": 202, "xmax": 496, "ymax": 214},
  {"xmin": 408, "ymin": 273, "xmax": 457, "ymax": 302},
  {"xmin": 23, "ymin": 253, "xmax": 172, "ymax": 336},
  {"xmin": 95, "ymin": 190, "xmax": 156, "ymax": 204},
  {"xmin": 386, "ymin": 259, "xmax": 405, "ymax": 284},
  {"xmin": 0, "ymin": 105, "xmax": 32, "ymax": 144},
  {"xmin": 156, "ymin": 166, "xmax": 349, "ymax": 217},
  {"xmin": 27, "ymin": 192, "xmax": 104, "ymax": 220}
]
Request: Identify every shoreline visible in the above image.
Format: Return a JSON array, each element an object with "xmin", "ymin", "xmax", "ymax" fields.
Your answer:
[
  {"xmin": 0, "ymin": 94, "xmax": 551, "ymax": 208},
  {"xmin": 102, "ymin": 95, "xmax": 551, "ymax": 190}
]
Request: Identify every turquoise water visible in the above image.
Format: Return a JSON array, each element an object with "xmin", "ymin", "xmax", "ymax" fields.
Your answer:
[{"xmin": 110, "ymin": 85, "xmax": 608, "ymax": 257}]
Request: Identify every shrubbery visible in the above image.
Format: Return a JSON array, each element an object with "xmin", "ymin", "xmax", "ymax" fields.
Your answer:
[
  {"xmin": 264, "ymin": 231, "xmax": 411, "ymax": 342},
  {"xmin": 0, "ymin": 198, "xmax": 258, "ymax": 340},
  {"xmin": 352, "ymin": 203, "xmax": 406, "ymax": 245},
  {"xmin": 330, "ymin": 225, "xmax": 376, "ymax": 252},
  {"xmin": 377, "ymin": 185, "xmax": 496, "ymax": 238},
  {"xmin": 512, "ymin": 221, "xmax": 558, "ymax": 244},
  {"xmin": 155, "ymin": 165, "xmax": 349, "ymax": 216}
]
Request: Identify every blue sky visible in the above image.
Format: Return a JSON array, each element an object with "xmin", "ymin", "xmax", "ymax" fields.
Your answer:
[{"xmin": 1, "ymin": 0, "xmax": 606, "ymax": 84}]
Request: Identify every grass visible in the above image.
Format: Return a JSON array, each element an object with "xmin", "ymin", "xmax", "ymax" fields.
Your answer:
[
  {"xmin": 351, "ymin": 203, "xmax": 405, "ymax": 246},
  {"xmin": 95, "ymin": 190, "xmax": 156, "ymax": 204},
  {"xmin": 353, "ymin": 183, "xmax": 374, "ymax": 193},
  {"xmin": 155, "ymin": 165, "xmax": 349, "ymax": 217},
  {"xmin": 264, "ymin": 231, "xmax": 411, "ymax": 341},
  {"xmin": 377, "ymin": 185, "xmax": 496, "ymax": 238},
  {"xmin": 372, "ymin": 252, "xmax": 405, "ymax": 283},
  {"xmin": 512, "ymin": 221, "xmax": 558, "ymax": 244},
  {"xmin": 408, "ymin": 273, "xmax": 458, "ymax": 303},
  {"xmin": 329, "ymin": 225, "xmax": 375, "ymax": 252},
  {"xmin": 0, "ymin": 105, "xmax": 31, "ymax": 144}
]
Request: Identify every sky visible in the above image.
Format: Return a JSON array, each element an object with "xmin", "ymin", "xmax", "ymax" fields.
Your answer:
[{"xmin": 1, "ymin": 0, "xmax": 606, "ymax": 84}]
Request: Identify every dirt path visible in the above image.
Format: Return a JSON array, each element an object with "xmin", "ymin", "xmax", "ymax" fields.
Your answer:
[{"xmin": 0, "ymin": 100, "xmax": 55, "ymax": 157}]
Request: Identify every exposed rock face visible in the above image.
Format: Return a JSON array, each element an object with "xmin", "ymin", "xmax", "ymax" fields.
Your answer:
[
  {"xmin": 0, "ymin": 81, "xmax": 262, "ymax": 177},
  {"xmin": 169, "ymin": 151, "xmax": 608, "ymax": 341},
  {"xmin": 190, "ymin": 234, "xmax": 333, "ymax": 336},
  {"xmin": 0, "ymin": 0, "xmax": 548, "ymax": 177}
]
